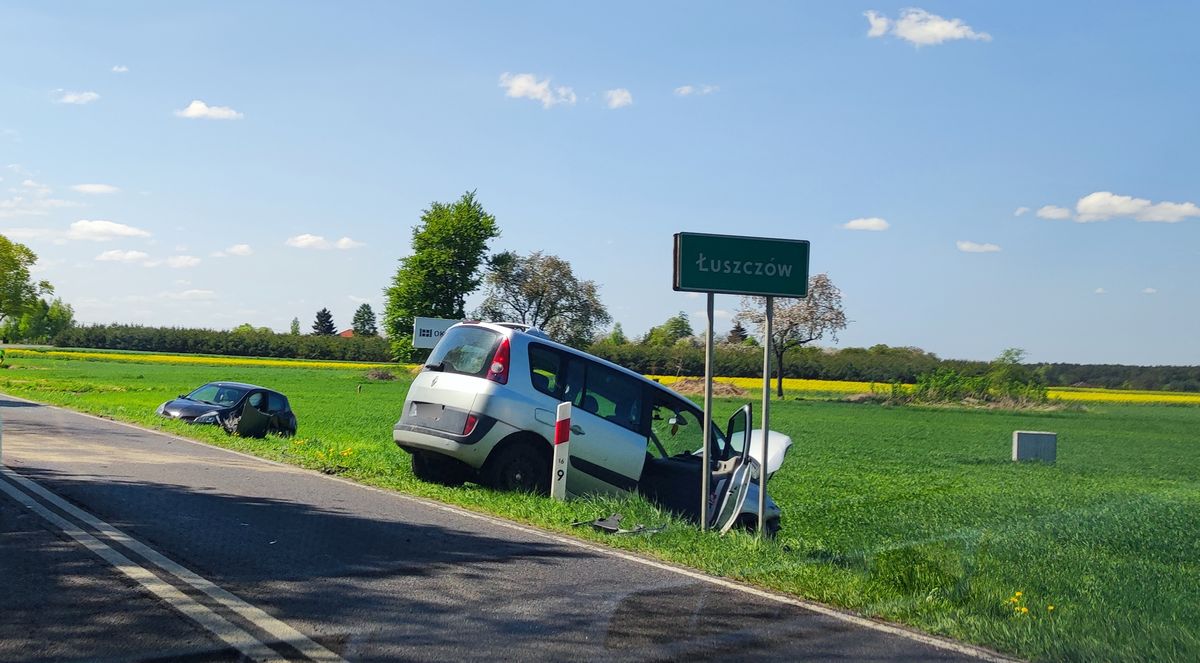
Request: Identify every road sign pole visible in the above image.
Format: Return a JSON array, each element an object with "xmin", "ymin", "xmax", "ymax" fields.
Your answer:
[
  {"xmin": 758, "ymin": 296, "xmax": 772, "ymax": 539},
  {"xmin": 700, "ymin": 292, "xmax": 714, "ymax": 531},
  {"xmin": 550, "ymin": 402, "xmax": 571, "ymax": 501}
]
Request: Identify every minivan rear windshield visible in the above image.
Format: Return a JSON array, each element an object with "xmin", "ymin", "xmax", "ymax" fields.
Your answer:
[{"xmin": 427, "ymin": 326, "xmax": 501, "ymax": 378}]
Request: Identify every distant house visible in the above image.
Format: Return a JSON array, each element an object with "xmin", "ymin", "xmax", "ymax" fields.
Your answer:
[{"xmin": 337, "ymin": 329, "xmax": 354, "ymax": 338}]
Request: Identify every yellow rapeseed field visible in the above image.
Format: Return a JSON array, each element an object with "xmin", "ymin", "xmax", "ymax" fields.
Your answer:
[
  {"xmin": 1047, "ymin": 387, "xmax": 1200, "ymax": 405},
  {"xmin": 648, "ymin": 375, "xmax": 881, "ymax": 394},
  {"xmin": 4, "ymin": 348, "xmax": 408, "ymax": 372}
]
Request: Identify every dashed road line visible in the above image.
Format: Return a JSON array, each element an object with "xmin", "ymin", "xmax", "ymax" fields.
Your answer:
[{"xmin": 0, "ymin": 465, "xmax": 344, "ymax": 663}]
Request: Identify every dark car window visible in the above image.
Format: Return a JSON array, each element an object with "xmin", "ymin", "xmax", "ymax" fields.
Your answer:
[
  {"xmin": 428, "ymin": 326, "xmax": 500, "ymax": 377},
  {"xmin": 267, "ymin": 392, "xmax": 289, "ymax": 413},
  {"xmin": 247, "ymin": 392, "xmax": 265, "ymax": 411},
  {"xmin": 529, "ymin": 344, "xmax": 564, "ymax": 396},
  {"xmin": 574, "ymin": 362, "xmax": 643, "ymax": 433}
]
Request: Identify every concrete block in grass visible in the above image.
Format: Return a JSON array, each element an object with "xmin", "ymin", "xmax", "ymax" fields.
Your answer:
[{"xmin": 1013, "ymin": 431, "xmax": 1056, "ymax": 462}]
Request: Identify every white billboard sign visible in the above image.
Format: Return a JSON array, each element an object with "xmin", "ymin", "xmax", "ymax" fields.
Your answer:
[{"xmin": 412, "ymin": 317, "xmax": 459, "ymax": 349}]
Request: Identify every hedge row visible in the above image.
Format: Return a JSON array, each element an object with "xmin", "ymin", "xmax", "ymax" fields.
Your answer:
[
  {"xmin": 53, "ymin": 324, "xmax": 392, "ymax": 362},
  {"xmin": 585, "ymin": 343, "xmax": 989, "ymax": 384}
]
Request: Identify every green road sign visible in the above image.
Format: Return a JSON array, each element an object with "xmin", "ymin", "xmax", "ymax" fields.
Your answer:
[{"xmin": 673, "ymin": 232, "xmax": 810, "ymax": 297}]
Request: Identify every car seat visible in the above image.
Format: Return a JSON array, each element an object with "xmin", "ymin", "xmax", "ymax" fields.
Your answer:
[
  {"xmin": 581, "ymin": 394, "xmax": 599, "ymax": 414},
  {"xmin": 531, "ymin": 372, "xmax": 550, "ymax": 393}
]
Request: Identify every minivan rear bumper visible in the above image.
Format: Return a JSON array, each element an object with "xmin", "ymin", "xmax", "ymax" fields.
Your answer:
[{"xmin": 393, "ymin": 416, "xmax": 513, "ymax": 468}]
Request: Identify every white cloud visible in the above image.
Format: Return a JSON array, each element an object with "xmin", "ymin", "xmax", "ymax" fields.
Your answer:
[
  {"xmin": 1142, "ymin": 287, "xmax": 1157, "ymax": 295},
  {"xmin": 605, "ymin": 88, "xmax": 633, "ymax": 109},
  {"xmin": 1094, "ymin": 288, "xmax": 1106, "ymax": 295},
  {"xmin": 0, "ymin": 195, "xmax": 79, "ymax": 217},
  {"xmin": 71, "ymin": 183, "xmax": 120, "ymax": 194},
  {"xmin": 165, "ymin": 255, "xmax": 201, "ymax": 268},
  {"xmin": 864, "ymin": 10, "xmax": 891, "ymax": 37},
  {"xmin": 56, "ymin": 90, "xmax": 100, "ymax": 105},
  {"xmin": 286, "ymin": 234, "xmax": 362, "ymax": 250},
  {"xmin": 865, "ymin": 8, "xmax": 991, "ymax": 46},
  {"xmin": 165, "ymin": 289, "xmax": 216, "ymax": 301},
  {"xmin": 674, "ymin": 84, "xmax": 719, "ymax": 96},
  {"xmin": 285, "ymin": 233, "xmax": 329, "ymax": 249},
  {"xmin": 112, "ymin": 65, "xmax": 129, "ymax": 73},
  {"xmin": 348, "ymin": 295, "xmax": 371, "ymax": 304},
  {"xmin": 1075, "ymin": 191, "xmax": 1148, "ymax": 222},
  {"xmin": 1014, "ymin": 206, "xmax": 1030, "ymax": 217},
  {"xmin": 95, "ymin": 249, "xmax": 150, "ymax": 263},
  {"xmin": 1138, "ymin": 201, "xmax": 1200, "ymax": 223},
  {"xmin": 1036, "ymin": 205, "xmax": 1072, "ymax": 220},
  {"xmin": 174, "ymin": 100, "xmax": 243, "ymax": 120},
  {"xmin": 956, "ymin": 240, "xmax": 1001, "ymax": 253},
  {"xmin": 212, "ymin": 243, "xmax": 254, "ymax": 257},
  {"xmin": 0, "ymin": 227, "xmax": 56, "ymax": 241},
  {"xmin": 498, "ymin": 73, "xmax": 576, "ymax": 108},
  {"xmin": 843, "ymin": 217, "xmax": 890, "ymax": 231},
  {"xmin": 67, "ymin": 219, "xmax": 151, "ymax": 241}
]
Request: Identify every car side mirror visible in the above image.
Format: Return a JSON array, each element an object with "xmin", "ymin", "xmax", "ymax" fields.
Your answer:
[{"xmin": 178, "ymin": 394, "xmax": 186, "ymax": 399}]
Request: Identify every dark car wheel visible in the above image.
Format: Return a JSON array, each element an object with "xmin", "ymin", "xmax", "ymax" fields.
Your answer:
[
  {"xmin": 483, "ymin": 442, "xmax": 549, "ymax": 495},
  {"xmin": 411, "ymin": 452, "xmax": 468, "ymax": 487}
]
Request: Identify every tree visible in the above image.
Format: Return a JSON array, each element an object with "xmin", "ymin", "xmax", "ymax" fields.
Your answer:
[
  {"xmin": 289, "ymin": 317, "xmax": 301, "ymax": 335},
  {"xmin": 736, "ymin": 273, "xmax": 848, "ymax": 397},
  {"xmin": 351, "ymin": 303, "xmax": 378, "ymax": 336},
  {"xmin": 599, "ymin": 322, "xmax": 628, "ymax": 346},
  {"xmin": 312, "ymin": 308, "xmax": 336, "ymax": 336},
  {"xmin": 643, "ymin": 311, "xmax": 694, "ymax": 347},
  {"xmin": 476, "ymin": 250, "xmax": 611, "ymax": 348},
  {"xmin": 1, "ymin": 297, "xmax": 74, "ymax": 343},
  {"xmin": 383, "ymin": 191, "xmax": 500, "ymax": 360},
  {"xmin": 725, "ymin": 320, "xmax": 749, "ymax": 345},
  {"xmin": 1, "ymin": 234, "xmax": 52, "ymax": 330}
]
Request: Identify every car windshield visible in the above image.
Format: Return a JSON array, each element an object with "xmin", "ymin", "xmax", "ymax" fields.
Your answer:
[{"xmin": 186, "ymin": 384, "xmax": 248, "ymax": 406}]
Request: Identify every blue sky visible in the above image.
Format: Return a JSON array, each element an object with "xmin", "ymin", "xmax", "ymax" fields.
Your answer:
[{"xmin": 2, "ymin": 2, "xmax": 1197, "ymax": 364}]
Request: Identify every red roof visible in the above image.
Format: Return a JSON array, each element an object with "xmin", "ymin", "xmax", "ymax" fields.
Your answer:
[{"xmin": 337, "ymin": 329, "xmax": 354, "ymax": 337}]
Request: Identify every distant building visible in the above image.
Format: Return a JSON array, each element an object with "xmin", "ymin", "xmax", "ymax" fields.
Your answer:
[{"xmin": 338, "ymin": 329, "xmax": 354, "ymax": 338}]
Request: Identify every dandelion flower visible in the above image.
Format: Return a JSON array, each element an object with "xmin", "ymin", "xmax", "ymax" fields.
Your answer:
[{"xmin": 1048, "ymin": 605, "xmax": 1055, "ymax": 612}]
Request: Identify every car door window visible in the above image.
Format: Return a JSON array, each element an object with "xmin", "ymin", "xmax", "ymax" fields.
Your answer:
[
  {"xmin": 267, "ymin": 392, "xmax": 288, "ymax": 414},
  {"xmin": 528, "ymin": 344, "xmax": 563, "ymax": 397},
  {"xmin": 649, "ymin": 395, "xmax": 705, "ymax": 457},
  {"xmin": 573, "ymin": 363, "xmax": 642, "ymax": 433},
  {"xmin": 247, "ymin": 392, "xmax": 266, "ymax": 412}
]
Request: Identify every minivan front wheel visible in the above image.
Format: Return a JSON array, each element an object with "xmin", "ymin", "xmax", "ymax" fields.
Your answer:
[{"xmin": 483, "ymin": 442, "xmax": 549, "ymax": 495}]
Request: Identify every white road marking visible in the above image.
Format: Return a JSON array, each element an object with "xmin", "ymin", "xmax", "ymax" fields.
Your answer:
[
  {"xmin": 0, "ymin": 466, "xmax": 345, "ymax": 663},
  {"xmin": 0, "ymin": 468, "xmax": 285, "ymax": 662},
  {"xmin": 2, "ymin": 393, "xmax": 1015, "ymax": 662}
]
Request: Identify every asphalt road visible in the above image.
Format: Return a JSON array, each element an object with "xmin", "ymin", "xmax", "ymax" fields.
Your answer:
[{"xmin": 0, "ymin": 394, "xmax": 1011, "ymax": 662}]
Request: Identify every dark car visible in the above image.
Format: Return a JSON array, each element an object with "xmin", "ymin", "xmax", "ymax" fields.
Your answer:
[{"xmin": 157, "ymin": 381, "xmax": 297, "ymax": 437}]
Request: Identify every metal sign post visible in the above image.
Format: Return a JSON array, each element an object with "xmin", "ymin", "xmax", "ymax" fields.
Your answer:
[
  {"xmin": 758, "ymin": 297, "xmax": 773, "ymax": 538},
  {"xmin": 673, "ymin": 232, "xmax": 809, "ymax": 536},
  {"xmin": 551, "ymin": 402, "xmax": 571, "ymax": 501},
  {"xmin": 700, "ymin": 293, "xmax": 714, "ymax": 530}
]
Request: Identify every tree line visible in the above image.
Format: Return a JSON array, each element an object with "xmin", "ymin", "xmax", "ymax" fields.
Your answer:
[{"xmin": 53, "ymin": 324, "xmax": 391, "ymax": 362}]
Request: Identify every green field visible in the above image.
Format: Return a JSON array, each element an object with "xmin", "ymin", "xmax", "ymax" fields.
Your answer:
[{"xmin": 2, "ymin": 352, "xmax": 1198, "ymax": 662}]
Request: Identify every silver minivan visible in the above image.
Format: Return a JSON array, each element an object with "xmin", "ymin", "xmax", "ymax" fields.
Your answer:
[{"xmin": 393, "ymin": 321, "xmax": 790, "ymax": 534}]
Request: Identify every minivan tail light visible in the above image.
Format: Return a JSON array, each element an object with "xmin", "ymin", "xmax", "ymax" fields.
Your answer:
[
  {"xmin": 463, "ymin": 413, "xmax": 479, "ymax": 435},
  {"xmin": 485, "ymin": 338, "xmax": 510, "ymax": 384}
]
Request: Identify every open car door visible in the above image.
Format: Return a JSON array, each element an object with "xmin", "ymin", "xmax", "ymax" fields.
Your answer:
[
  {"xmin": 233, "ymin": 399, "xmax": 272, "ymax": 438},
  {"xmin": 708, "ymin": 404, "xmax": 756, "ymax": 534}
]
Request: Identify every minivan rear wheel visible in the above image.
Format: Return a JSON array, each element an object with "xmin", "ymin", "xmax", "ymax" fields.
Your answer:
[
  {"xmin": 411, "ymin": 451, "xmax": 468, "ymax": 487},
  {"xmin": 483, "ymin": 442, "xmax": 549, "ymax": 495}
]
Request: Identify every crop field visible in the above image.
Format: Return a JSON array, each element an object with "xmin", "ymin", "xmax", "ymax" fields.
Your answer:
[{"xmin": 1, "ymin": 348, "xmax": 1198, "ymax": 662}]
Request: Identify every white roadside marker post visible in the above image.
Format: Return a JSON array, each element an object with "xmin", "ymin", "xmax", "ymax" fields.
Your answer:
[{"xmin": 550, "ymin": 401, "xmax": 571, "ymax": 501}]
